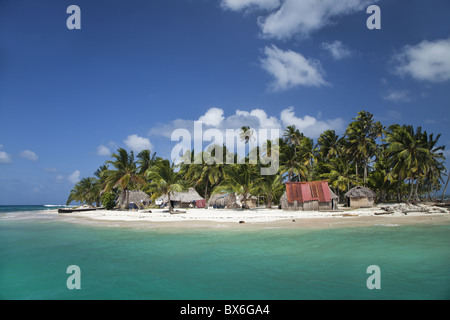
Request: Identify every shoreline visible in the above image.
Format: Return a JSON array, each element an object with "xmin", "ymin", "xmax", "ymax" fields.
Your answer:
[{"xmin": 51, "ymin": 204, "xmax": 450, "ymax": 231}]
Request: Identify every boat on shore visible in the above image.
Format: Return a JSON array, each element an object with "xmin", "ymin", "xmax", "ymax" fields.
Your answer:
[{"xmin": 58, "ymin": 205, "xmax": 102, "ymax": 213}]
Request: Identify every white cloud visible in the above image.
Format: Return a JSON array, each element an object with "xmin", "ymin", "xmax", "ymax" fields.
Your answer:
[
  {"xmin": 96, "ymin": 145, "xmax": 112, "ymax": 156},
  {"xmin": 322, "ymin": 41, "xmax": 352, "ymax": 60},
  {"xmin": 280, "ymin": 106, "xmax": 345, "ymax": 138},
  {"xmin": 394, "ymin": 37, "xmax": 450, "ymax": 83},
  {"xmin": 198, "ymin": 107, "xmax": 225, "ymax": 126},
  {"xmin": 257, "ymin": 0, "xmax": 375, "ymax": 39},
  {"xmin": 221, "ymin": 0, "xmax": 280, "ymax": 11},
  {"xmin": 0, "ymin": 145, "xmax": 12, "ymax": 164},
  {"xmin": 260, "ymin": 45, "xmax": 328, "ymax": 91},
  {"xmin": 383, "ymin": 90, "xmax": 412, "ymax": 103},
  {"xmin": 68, "ymin": 170, "xmax": 81, "ymax": 184},
  {"xmin": 0, "ymin": 151, "xmax": 12, "ymax": 163},
  {"xmin": 19, "ymin": 150, "xmax": 39, "ymax": 161},
  {"xmin": 151, "ymin": 106, "xmax": 343, "ymax": 142},
  {"xmin": 124, "ymin": 134, "xmax": 153, "ymax": 152}
]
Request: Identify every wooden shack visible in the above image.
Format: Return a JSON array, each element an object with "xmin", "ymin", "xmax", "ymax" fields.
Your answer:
[
  {"xmin": 281, "ymin": 181, "xmax": 337, "ymax": 211},
  {"xmin": 344, "ymin": 186, "xmax": 376, "ymax": 208}
]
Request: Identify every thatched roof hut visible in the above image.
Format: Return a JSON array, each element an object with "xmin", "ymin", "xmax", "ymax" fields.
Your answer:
[
  {"xmin": 344, "ymin": 186, "xmax": 376, "ymax": 208},
  {"xmin": 156, "ymin": 188, "xmax": 205, "ymax": 208},
  {"xmin": 117, "ymin": 190, "xmax": 151, "ymax": 208},
  {"xmin": 208, "ymin": 193, "xmax": 240, "ymax": 209},
  {"xmin": 238, "ymin": 194, "xmax": 258, "ymax": 209}
]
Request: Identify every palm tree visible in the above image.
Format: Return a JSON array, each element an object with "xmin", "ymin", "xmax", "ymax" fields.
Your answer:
[
  {"xmin": 279, "ymin": 140, "xmax": 309, "ymax": 182},
  {"xmin": 240, "ymin": 126, "xmax": 255, "ymax": 145},
  {"xmin": 137, "ymin": 149, "xmax": 159, "ymax": 175},
  {"xmin": 385, "ymin": 125, "xmax": 430, "ymax": 202},
  {"xmin": 146, "ymin": 159, "xmax": 188, "ymax": 212},
  {"xmin": 317, "ymin": 130, "xmax": 342, "ymax": 160},
  {"xmin": 102, "ymin": 148, "xmax": 145, "ymax": 209},
  {"xmin": 252, "ymin": 174, "xmax": 284, "ymax": 208},
  {"xmin": 320, "ymin": 157, "xmax": 359, "ymax": 196},
  {"xmin": 183, "ymin": 149, "xmax": 223, "ymax": 203},
  {"xmin": 66, "ymin": 177, "xmax": 99, "ymax": 206},
  {"xmin": 283, "ymin": 125, "xmax": 303, "ymax": 150},
  {"xmin": 213, "ymin": 163, "xmax": 258, "ymax": 209}
]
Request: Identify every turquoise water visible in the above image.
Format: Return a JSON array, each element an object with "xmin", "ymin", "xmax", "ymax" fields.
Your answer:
[{"xmin": 0, "ymin": 208, "xmax": 449, "ymax": 300}]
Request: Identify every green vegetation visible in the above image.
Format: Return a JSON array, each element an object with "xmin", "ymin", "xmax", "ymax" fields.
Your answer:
[{"xmin": 66, "ymin": 110, "xmax": 448, "ymax": 208}]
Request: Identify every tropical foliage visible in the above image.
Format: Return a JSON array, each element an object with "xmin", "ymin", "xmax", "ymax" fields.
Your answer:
[{"xmin": 66, "ymin": 110, "xmax": 448, "ymax": 208}]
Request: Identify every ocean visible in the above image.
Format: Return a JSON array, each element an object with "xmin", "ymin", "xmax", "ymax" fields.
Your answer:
[{"xmin": 0, "ymin": 205, "xmax": 449, "ymax": 300}]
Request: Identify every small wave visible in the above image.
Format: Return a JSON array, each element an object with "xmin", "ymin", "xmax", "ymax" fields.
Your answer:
[{"xmin": 44, "ymin": 205, "xmax": 66, "ymax": 207}]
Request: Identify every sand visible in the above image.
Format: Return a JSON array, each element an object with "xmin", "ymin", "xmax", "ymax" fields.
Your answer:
[{"xmin": 56, "ymin": 203, "xmax": 450, "ymax": 230}]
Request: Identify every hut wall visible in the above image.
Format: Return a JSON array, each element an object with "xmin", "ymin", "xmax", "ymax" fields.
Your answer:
[
  {"xmin": 318, "ymin": 202, "xmax": 332, "ymax": 211},
  {"xmin": 349, "ymin": 197, "xmax": 374, "ymax": 208},
  {"xmin": 302, "ymin": 200, "xmax": 319, "ymax": 211}
]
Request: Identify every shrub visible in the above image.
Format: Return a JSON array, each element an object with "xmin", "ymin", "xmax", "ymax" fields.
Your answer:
[{"xmin": 101, "ymin": 192, "xmax": 116, "ymax": 210}]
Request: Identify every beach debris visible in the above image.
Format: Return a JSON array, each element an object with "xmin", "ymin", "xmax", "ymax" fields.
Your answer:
[
  {"xmin": 239, "ymin": 220, "xmax": 245, "ymax": 224},
  {"xmin": 379, "ymin": 203, "xmax": 448, "ymax": 214}
]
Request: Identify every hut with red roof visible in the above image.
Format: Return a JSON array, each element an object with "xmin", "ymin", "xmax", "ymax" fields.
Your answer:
[{"xmin": 280, "ymin": 181, "xmax": 338, "ymax": 211}]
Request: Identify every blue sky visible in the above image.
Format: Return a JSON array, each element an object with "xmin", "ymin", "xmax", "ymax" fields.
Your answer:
[{"xmin": 1, "ymin": 0, "xmax": 449, "ymax": 204}]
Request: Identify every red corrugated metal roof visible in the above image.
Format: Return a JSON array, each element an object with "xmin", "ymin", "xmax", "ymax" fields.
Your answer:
[{"xmin": 285, "ymin": 181, "xmax": 331, "ymax": 204}]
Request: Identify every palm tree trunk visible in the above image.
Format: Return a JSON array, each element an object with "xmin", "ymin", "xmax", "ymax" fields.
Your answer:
[
  {"xmin": 364, "ymin": 162, "xmax": 368, "ymax": 187},
  {"xmin": 266, "ymin": 195, "xmax": 273, "ymax": 209},
  {"xmin": 168, "ymin": 192, "xmax": 173, "ymax": 213},
  {"xmin": 204, "ymin": 180, "xmax": 208, "ymax": 209},
  {"xmin": 414, "ymin": 179, "xmax": 420, "ymax": 202},
  {"xmin": 126, "ymin": 188, "xmax": 130, "ymax": 210},
  {"xmin": 442, "ymin": 173, "xmax": 450, "ymax": 202},
  {"xmin": 407, "ymin": 179, "xmax": 414, "ymax": 202}
]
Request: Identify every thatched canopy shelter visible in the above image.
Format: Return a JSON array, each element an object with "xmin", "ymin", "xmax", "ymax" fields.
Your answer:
[
  {"xmin": 156, "ymin": 188, "xmax": 205, "ymax": 208},
  {"xmin": 208, "ymin": 193, "xmax": 240, "ymax": 209},
  {"xmin": 117, "ymin": 190, "xmax": 151, "ymax": 209},
  {"xmin": 344, "ymin": 186, "xmax": 376, "ymax": 208}
]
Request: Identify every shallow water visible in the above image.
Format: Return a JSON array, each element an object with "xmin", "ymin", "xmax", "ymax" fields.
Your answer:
[{"xmin": 0, "ymin": 209, "xmax": 449, "ymax": 300}]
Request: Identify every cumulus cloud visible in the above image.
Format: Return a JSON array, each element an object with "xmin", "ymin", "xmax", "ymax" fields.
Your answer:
[
  {"xmin": 222, "ymin": 0, "xmax": 376, "ymax": 39},
  {"xmin": 96, "ymin": 145, "xmax": 112, "ymax": 156},
  {"xmin": 0, "ymin": 151, "xmax": 12, "ymax": 163},
  {"xmin": 68, "ymin": 170, "xmax": 81, "ymax": 184},
  {"xmin": 19, "ymin": 150, "xmax": 39, "ymax": 161},
  {"xmin": 0, "ymin": 145, "xmax": 12, "ymax": 164},
  {"xmin": 260, "ymin": 45, "xmax": 328, "ymax": 91},
  {"xmin": 322, "ymin": 41, "xmax": 353, "ymax": 60},
  {"xmin": 124, "ymin": 134, "xmax": 153, "ymax": 152},
  {"xmin": 280, "ymin": 106, "xmax": 345, "ymax": 138},
  {"xmin": 151, "ymin": 106, "xmax": 343, "ymax": 143},
  {"xmin": 393, "ymin": 37, "xmax": 450, "ymax": 83},
  {"xmin": 198, "ymin": 107, "xmax": 225, "ymax": 127}
]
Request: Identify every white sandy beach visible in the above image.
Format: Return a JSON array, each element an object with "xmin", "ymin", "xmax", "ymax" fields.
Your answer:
[{"xmin": 56, "ymin": 203, "xmax": 450, "ymax": 230}]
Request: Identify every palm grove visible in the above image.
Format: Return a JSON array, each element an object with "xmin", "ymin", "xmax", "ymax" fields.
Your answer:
[{"xmin": 67, "ymin": 111, "xmax": 449, "ymax": 210}]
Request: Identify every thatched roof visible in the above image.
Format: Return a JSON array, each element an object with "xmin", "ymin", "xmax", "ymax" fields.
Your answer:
[
  {"xmin": 208, "ymin": 193, "xmax": 240, "ymax": 208},
  {"xmin": 344, "ymin": 186, "xmax": 376, "ymax": 199},
  {"xmin": 329, "ymin": 188, "xmax": 339, "ymax": 199},
  {"xmin": 117, "ymin": 190, "xmax": 150, "ymax": 205},
  {"xmin": 156, "ymin": 188, "xmax": 204, "ymax": 203}
]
